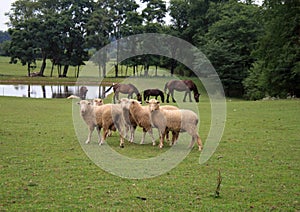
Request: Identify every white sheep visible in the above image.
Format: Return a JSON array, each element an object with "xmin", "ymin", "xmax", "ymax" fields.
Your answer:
[
  {"xmin": 159, "ymin": 105, "xmax": 179, "ymax": 143},
  {"xmin": 147, "ymin": 99, "xmax": 202, "ymax": 150},
  {"xmin": 78, "ymin": 100, "xmax": 125, "ymax": 147},
  {"xmin": 119, "ymin": 98, "xmax": 137, "ymax": 143},
  {"xmin": 92, "ymin": 98, "xmax": 104, "ymax": 106},
  {"xmin": 120, "ymin": 98, "xmax": 156, "ymax": 145}
]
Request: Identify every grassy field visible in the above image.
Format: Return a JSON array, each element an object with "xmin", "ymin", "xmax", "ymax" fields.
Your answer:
[
  {"xmin": 0, "ymin": 56, "xmax": 178, "ymax": 85},
  {"xmin": 0, "ymin": 96, "xmax": 299, "ymax": 210}
]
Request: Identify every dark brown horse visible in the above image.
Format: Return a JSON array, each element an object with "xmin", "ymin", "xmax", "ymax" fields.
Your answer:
[
  {"xmin": 105, "ymin": 83, "xmax": 142, "ymax": 103},
  {"xmin": 164, "ymin": 80, "xmax": 200, "ymax": 103},
  {"xmin": 143, "ymin": 89, "xmax": 165, "ymax": 103}
]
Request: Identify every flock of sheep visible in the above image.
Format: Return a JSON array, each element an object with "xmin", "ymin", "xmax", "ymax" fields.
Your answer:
[{"xmin": 77, "ymin": 96, "xmax": 203, "ymax": 151}]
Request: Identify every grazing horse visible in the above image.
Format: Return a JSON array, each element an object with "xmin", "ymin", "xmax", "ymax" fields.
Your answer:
[
  {"xmin": 164, "ymin": 80, "xmax": 200, "ymax": 103},
  {"xmin": 143, "ymin": 89, "xmax": 165, "ymax": 103},
  {"xmin": 105, "ymin": 83, "xmax": 142, "ymax": 103}
]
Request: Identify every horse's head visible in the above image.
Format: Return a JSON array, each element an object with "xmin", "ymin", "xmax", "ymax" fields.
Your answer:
[
  {"xmin": 137, "ymin": 93, "xmax": 142, "ymax": 103},
  {"xmin": 194, "ymin": 93, "xmax": 200, "ymax": 103}
]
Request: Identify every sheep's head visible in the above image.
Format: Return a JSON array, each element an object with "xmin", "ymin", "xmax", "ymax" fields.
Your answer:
[
  {"xmin": 93, "ymin": 98, "xmax": 103, "ymax": 106},
  {"xmin": 78, "ymin": 100, "xmax": 92, "ymax": 115},
  {"xmin": 119, "ymin": 98, "xmax": 131, "ymax": 110},
  {"xmin": 146, "ymin": 99, "xmax": 160, "ymax": 112}
]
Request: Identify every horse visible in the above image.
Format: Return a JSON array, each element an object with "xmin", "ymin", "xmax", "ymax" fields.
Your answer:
[
  {"xmin": 105, "ymin": 83, "xmax": 142, "ymax": 103},
  {"xmin": 164, "ymin": 80, "xmax": 200, "ymax": 103},
  {"xmin": 143, "ymin": 89, "xmax": 165, "ymax": 103}
]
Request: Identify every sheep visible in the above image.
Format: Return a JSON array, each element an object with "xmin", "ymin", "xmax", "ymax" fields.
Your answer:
[
  {"xmin": 147, "ymin": 99, "xmax": 202, "ymax": 151},
  {"xmin": 92, "ymin": 98, "xmax": 115, "ymax": 137},
  {"xmin": 159, "ymin": 104, "xmax": 179, "ymax": 143},
  {"xmin": 67, "ymin": 95, "xmax": 80, "ymax": 99},
  {"xmin": 119, "ymin": 98, "xmax": 137, "ymax": 143},
  {"xmin": 78, "ymin": 100, "xmax": 125, "ymax": 148},
  {"xmin": 92, "ymin": 98, "xmax": 104, "ymax": 106},
  {"xmin": 120, "ymin": 98, "xmax": 156, "ymax": 145}
]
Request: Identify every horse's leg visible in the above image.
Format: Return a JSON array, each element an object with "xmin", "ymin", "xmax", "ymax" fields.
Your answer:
[
  {"xmin": 114, "ymin": 91, "xmax": 119, "ymax": 104},
  {"xmin": 171, "ymin": 90, "xmax": 176, "ymax": 103},
  {"xmin": 189, "ymin": 91, "xmax": 192, "ymax": 102},
  {"xmin": 183, "ymin": 91, "xmax": 188, "ymax": 102}
]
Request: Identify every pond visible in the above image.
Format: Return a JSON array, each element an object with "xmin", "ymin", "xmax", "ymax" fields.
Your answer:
[{"xmin": 0, "ymin": 84, "xmax": 113, "ymax": 99}]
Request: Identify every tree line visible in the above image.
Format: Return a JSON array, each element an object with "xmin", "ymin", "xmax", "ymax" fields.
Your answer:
[{"xmin": 3, "ymin": 0, "xmax": 300, "ymax": 98}]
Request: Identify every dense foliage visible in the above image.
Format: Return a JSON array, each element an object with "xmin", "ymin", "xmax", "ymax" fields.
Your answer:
[{"xmin": 4, "ymin": 0, "xmax": 300, "ymax": 98}]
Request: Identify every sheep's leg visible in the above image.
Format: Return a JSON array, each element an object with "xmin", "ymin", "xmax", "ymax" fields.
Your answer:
[
  {"xmin": 86, "ymin": 126, "xmax": 94, "ymax": 144},
  {"xmin": 188, "ymin": 133, "xmax": 202, "ymax": 150},
  {"xmin": 129, "ymin": 126, "xmax": 136, "ymax": 143},
  {"xmin": 188, "ymin": 136, "xmax": 196, "ymax": 149},
  {"xmin": 196, "ymin": 135, "xmax": 203, "ymax": 151},
  {"xmin": 140, "ymin": 129, "xmax": 147, "ymax": 144},
  {"xmin": 119, "ymin": 134, "xmax": 125, "ymax": 148},
  {"xmin": 148, "ymin": 129, "xmax": 156, "ymax": 146},
  {"xmin": 166, "ymin": 129, "xmax": 170, "ymax": 143},
  {"xmin": 96, "ymin": 126, "xmax": 102, "ymax": 144},
  {"xmin": 172, "ymin": 131, "xmax": 180, "ymax": 145},
  {"xmin": 99, "ymin": 129, "xmax": 108, "ymax": 146},
  {"xmin": 159, "ymin": 130, "xmax": 166, "ymax": 148}
]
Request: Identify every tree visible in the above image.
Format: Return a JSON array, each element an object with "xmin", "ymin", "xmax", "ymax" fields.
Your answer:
[
  {"xmin": 7, "ymin": 0, "xmax": 92, "ymax": 77},
  {"xmin": 7, "ymin": 0, "xmax": 40, "ymax": 76},
  {"xmin": 196, "ymin": 1, "xmax": 262, "ymax": 97},
  {"xmin": 244, "ymin": 0, "xmax": 300, "ymax": 99}
]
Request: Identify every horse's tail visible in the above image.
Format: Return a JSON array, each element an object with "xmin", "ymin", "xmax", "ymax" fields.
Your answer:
[
  {"xmin": 104, "ymin": 83, "xmax": 115, "ymax": 93},
  {"xmin": 164, "ymin": 82, "xmax": 168, "ymax": 93}
]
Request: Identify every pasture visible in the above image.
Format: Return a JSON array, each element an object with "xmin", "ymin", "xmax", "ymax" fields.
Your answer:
[{"xmin": 0, "ymin": 96, "xmax": 299, "ymax": 210}]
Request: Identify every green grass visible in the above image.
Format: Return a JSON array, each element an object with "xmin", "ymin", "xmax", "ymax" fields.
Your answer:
[{"xmin": 0, "ymin": 97, "xmax": 299, "ymax": 210}]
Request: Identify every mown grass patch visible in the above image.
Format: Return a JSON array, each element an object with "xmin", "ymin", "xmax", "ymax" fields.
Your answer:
[{"xmin": 0, "ymin": 97, "xmax": 299, "ymax": 210}]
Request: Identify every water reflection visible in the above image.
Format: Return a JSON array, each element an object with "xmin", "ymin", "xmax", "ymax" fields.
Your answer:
[{"xmin": 0, "ymin": 84, "xmax": 112, "ymax": 99}]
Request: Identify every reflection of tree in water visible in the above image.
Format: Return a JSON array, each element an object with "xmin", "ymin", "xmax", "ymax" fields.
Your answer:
[
  {"xmin": 2, "ymin": 84, "xmax": 111, "ymax": 99},
  {"xmin": 52, "ymin": 85, "xmax": 75, "ymax": 98}
]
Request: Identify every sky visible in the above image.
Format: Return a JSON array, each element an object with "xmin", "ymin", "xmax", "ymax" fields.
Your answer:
[{"xmin": 0, "ymin": 0, "xmax": 15, "ymax": 31}]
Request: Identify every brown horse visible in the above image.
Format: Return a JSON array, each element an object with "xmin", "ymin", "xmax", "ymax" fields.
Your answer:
[
  {"xmin": 144, "ymin": 89, "xmax": 165, "ymax": 103},
  {"xmin": 105, "ymin": 83, "xmax": 142, "ymax": 103},
  {"xmin": 164, "ymin": 80, "xmax": 200, "ymax": 103}
]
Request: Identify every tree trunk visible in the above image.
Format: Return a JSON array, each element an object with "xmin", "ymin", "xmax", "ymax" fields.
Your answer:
[
  {"xmin": 76, "ymin": 66, "xmax": 80, "ymax": 78},
  {"xmin": 39, "ymin": 55, "xmax": 47, "ymax": 76},
  {"xmin": 115, "ymin": 64, "xmax": 118, "ymax": 78},
  {"xmin": 50, "ymin": 62, "xmax": 54, "ymax": 77},
  {"xmin": 27, "ymin": 63, "xmax": 31, "ymax": 77},
  {"xmin": 57, "ymin": 65, "xmax": 62, "ymax": 77},
  {"xmin": 62, "ymin": 65, "xmax": 69, "ymax": 77}
]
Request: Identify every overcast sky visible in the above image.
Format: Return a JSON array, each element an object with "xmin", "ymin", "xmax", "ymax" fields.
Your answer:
[{"xmin": 0, "ymin": 0, "xmax": 15, "ymax": 31}]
